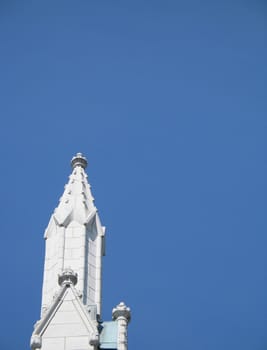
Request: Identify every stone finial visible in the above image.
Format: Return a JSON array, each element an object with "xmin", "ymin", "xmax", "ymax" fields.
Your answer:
[
  {"xmin": 58, "ymin": 268, "xmax": 78, "ymax": 286},
  {"xmin": 112, "ymin": 302, "xmax": 131, "ymax": 322},
  {"xmin": 71, "ymin": 152, "xmax": 88, "ymax": 169}
]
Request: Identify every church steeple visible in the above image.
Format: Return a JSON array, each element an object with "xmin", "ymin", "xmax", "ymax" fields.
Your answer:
[
  {"xmin": 41, "ymin": 153, "xmax": 105, "ymax": 317},
  {"xmin": 31, "ymin": 153, "xmax": 131, "ymax": 350}
]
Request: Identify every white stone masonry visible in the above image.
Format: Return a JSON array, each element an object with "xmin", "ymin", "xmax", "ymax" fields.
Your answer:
[
  {"xmin": 31, "ymin": 153, "xmax": 131, "ymax": 350},
  {"xmin": 41, "ymin": 153, "xmax": 105, "ymax": 317},
  {"xmin": 112, "ymin": 302, "xmax": 131, "ymax": 350}
]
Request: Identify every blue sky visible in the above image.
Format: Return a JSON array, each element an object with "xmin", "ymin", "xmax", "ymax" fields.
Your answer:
[{"xmin": 0, "ymin": 1, "xmax": 266, "ymax": 349}]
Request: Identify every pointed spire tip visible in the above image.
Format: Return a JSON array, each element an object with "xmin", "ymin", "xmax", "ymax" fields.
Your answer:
[{"xmin": 71, "ymin": 153, "xmax": 88, "ymax": 169}]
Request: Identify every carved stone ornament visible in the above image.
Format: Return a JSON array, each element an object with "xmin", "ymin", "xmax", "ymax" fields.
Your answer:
[
  {"xmin": 71, "ymin": 152, "xmax": 88, "ymax": 169},
  {"xmin": 30, "ymin": 334, "xmax": 42, "ymax": 350},
  {"xmin": 112, "ymin": 302, "xmax": 131, "ymax": 322},
  {"xmin": 58, "ymin": 268, "xmax": 78, "ymax": 286}
]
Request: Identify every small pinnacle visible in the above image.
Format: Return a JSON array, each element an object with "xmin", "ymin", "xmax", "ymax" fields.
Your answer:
[{"xmin": 71, "ymin": 153, "xmax": 88, "ymax": 169}]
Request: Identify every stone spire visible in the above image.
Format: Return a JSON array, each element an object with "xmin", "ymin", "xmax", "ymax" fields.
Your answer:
[
  {"xmin": 31, "ymin": 154, "xmax": 131, "ymax": 350},
  {"xmin": 52, "ymin": 152, "xmax": 95, "ymax": 227},
  {"xmin": 41, "ymin": 153, "xmax": 105, "ymax": 317}
]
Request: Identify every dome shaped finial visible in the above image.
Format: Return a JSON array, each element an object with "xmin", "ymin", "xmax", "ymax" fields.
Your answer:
[
  {"xmin": 71, "ymin": 152, "xmax": 88, "ymax": 169},
  {"xmin": 58, "ymin": 268, "xmax": 78, "ymax": 286},
  {"xmin": 112, "ymin": 301, "xmax": 131, "ymax": 322}
]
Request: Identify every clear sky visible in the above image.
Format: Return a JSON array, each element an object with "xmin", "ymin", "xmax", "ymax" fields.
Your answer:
[{"xmin": 0, "ymin": 1, "xmax": 266, "ymax": 349}]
